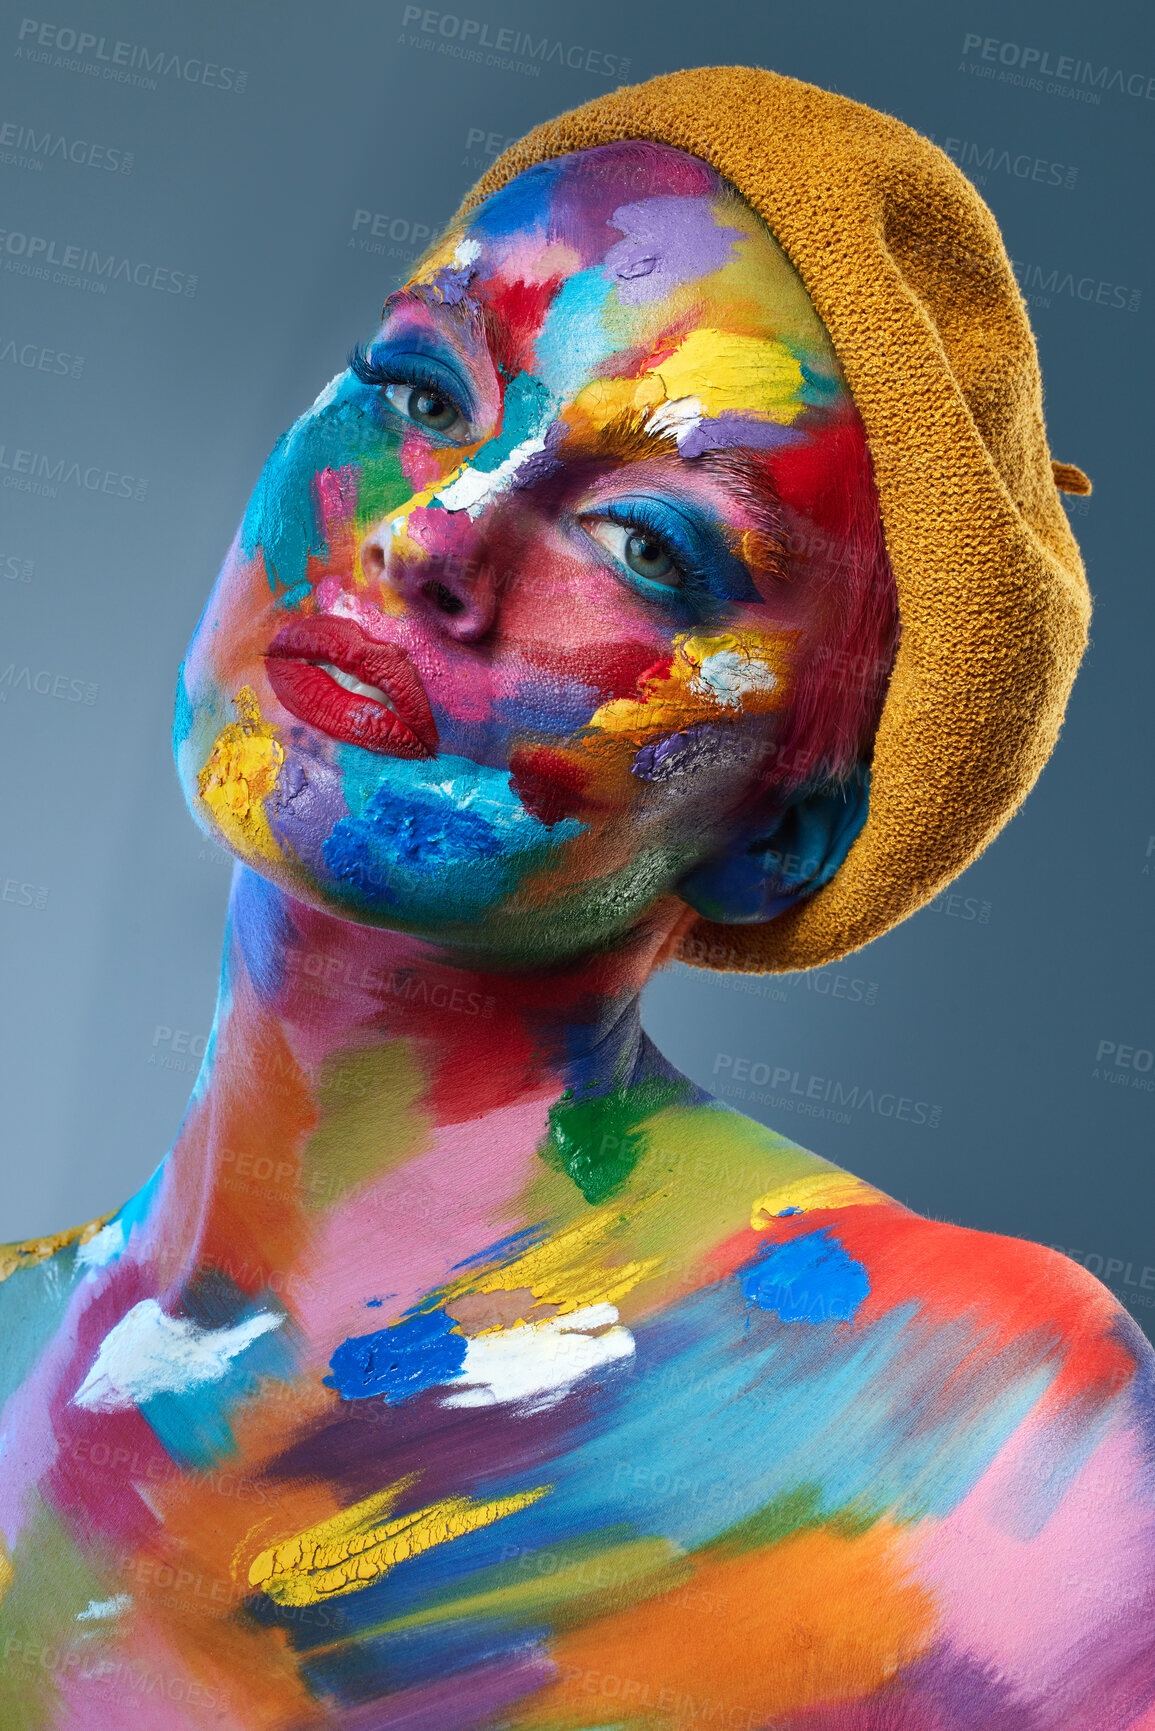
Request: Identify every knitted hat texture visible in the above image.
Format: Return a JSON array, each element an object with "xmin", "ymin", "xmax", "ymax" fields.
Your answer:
[{"xmin": 454, "ymin": 65, "xmax": 1092, "ymax": 973}]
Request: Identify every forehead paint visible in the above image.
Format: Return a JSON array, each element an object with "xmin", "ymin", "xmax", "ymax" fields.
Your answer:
[
  {"xmin": 643, "ymin": 328, "xmax": 808, "ymax": 424},
  {"xmin": 525, "ymin": 266, "xmax": 622, "ymax": 404},
  {"xmin": 603, "ymin": 197, "xmax": 744, "ymax": 305},
  {"xmin": 553, "ymin": 328, "xmax": 813, "ymax": 466}
]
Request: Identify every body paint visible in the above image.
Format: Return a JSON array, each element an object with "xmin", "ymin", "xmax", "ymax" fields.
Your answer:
[{"xmin": 2, "ymin": 141, "xmax": 1150, "ymax": 1731}]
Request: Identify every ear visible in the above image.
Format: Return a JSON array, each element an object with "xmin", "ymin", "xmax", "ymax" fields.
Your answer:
[{"xmin": 676, "ymin": 766, "xmax": 870, "ymax": 925}]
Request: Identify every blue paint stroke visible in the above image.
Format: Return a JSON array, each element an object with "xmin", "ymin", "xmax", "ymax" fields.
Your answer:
[
  {"xmin": 451, "ymin": 1224, "xmax": 549, "ymax": 1273},
  {"xmin": 739, "ymin": 1229, "xmax": 869, "ymax": 1325},
  {"xmin": 325, "ymin": 1307, "xmax": 467, "ymax": 1403},
  {"xmin": 324, "ymin": 785, "xmax": 500, "ymax": 900}
]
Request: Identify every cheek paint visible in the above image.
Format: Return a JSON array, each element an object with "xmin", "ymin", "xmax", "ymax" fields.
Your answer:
[
  {"xmin": 586, "ymin": 629, "xmax": 794, "ymax": 755},
  {"xmin": 305, "ymin": 464, "xmax": 362, "ymax": 597},
  {"xmin": 197, "ymin": 687, "xmax": 285, "ymax": 864},
  {"xmin": 399, "ymin": 436, "xmax": 446, "ymax": 492},
  {"xmin": 497, "ymin": 633, "xmax": 793, "ymax": 835}
]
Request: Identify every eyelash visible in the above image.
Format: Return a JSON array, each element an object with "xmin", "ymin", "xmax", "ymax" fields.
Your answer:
[
  {"xmin": 587, "ymin": 500, "xmax": 713, "ymax": 602},
  {"xmin": 348, "ymin": 344, "xmax": 471, "ymax": 426}
]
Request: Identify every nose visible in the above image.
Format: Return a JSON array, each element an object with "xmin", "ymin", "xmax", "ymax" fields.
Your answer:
[{"xmin": 360, "ymin": 514, "xmax": 497, "ymax": 645}]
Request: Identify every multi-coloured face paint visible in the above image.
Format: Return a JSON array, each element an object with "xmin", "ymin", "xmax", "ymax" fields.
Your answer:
[
  {"xmin": 173, "ymin": 140, "xmax": 881, "ymax": 957},
  {"xmin": 3, "ymin": 142, "xmax": 1151, "ymax": 1730}
]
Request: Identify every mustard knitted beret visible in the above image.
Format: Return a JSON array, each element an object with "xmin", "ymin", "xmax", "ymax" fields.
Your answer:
[{"xmin": 454, "ymin": 65, "xmax": 1092, "ymax": 973}]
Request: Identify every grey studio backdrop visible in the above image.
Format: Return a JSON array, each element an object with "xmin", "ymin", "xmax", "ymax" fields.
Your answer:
[{"xmin": 2, "ymin": 0, "xmax": 1153, "ymax": 1336}]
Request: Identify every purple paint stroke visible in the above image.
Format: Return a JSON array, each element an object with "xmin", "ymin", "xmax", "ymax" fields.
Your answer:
[
  {"xmin": 313, "ymin": 1652, "xmax": 555, "ymax": 1731},
  {"xmin": 604, "ymin": 197, "xmax": 743, "ymax": 305},
  {"xmin": 632, "ymin": 725, "xmax": 725, "ymax": 783},
  {"xmin": 424, "ymin": 263, "xmax": 477, "ymax": 305},
  {"xmin": 632, "ymin": 724, "xmax": 760, "ymax": 785},
  {"xmin": 678, "ymin": 416, "xmax": 804, "ymax": 460},
  {"xmin": 264, "ymin": 1370, "xmax": 595, "ymax": 1511},
  {"xmin": 507, "ymin": 416, "xmax": 568, "ymax": 492},
  {"xmin": 778, "ymin": 1641, "xmax": 1041, "ymax": 1730},
  {"xmin": 269, "ymin": 743, "xmax": 352, "ymax": 882}
]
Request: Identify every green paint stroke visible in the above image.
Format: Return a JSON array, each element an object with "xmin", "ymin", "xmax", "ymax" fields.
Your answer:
[
  {"xmin": 0, "ymin": 1500, "xmax": 111, "ymax": 1730},
  {"xmin": 706, "ymin": 1482, "xmax": 880, "ymax": 1562},
  {"xmin": 299, "ymin": 1041, "xmax": 432, "ymax": 1210},
  {"xmin": 540, "ymin": 1076, "xmax": 693, "ymax": 1205}
]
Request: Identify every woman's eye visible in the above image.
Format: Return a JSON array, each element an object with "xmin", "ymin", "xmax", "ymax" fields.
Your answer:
[
  {"xmin": 586, "ymin": 519, "xmax": 682, "ymax": 588},
  {"xmin": 383, "ymin": 382, "xmax": 467, "ymax": 438}
]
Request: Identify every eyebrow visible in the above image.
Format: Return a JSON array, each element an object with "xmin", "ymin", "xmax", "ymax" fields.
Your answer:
[
  {"xmin": 566, "ymin": 405, "xmax": 790, "ymax": 557},
  {"xmin": 379, "ymin": 283, "xmax": 488, "ymax": 349}
]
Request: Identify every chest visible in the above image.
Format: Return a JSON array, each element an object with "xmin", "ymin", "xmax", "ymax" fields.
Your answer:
[{"xmin": 1, "ymin": 1277, "xmax": 1030, "ymax": 1729}]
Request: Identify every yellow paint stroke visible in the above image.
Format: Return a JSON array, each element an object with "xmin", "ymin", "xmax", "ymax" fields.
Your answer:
[
  {"xmin": 750, "ymin": 1169, "xmax": 887, "ymax": 1231},
  {"xmin": 588, "ymin": 629, "xmax": 794, "ymax": 744},
  {"xmin": 445, "ymin": 1204, "xmax": 663, "ymax": 1320},
  {"xmin": 0, "ymin": 1535, "xmax": 13, "ymax": 1604},
  {"xmin": 647, "ymin": 327, "xmax": 807, "ymax": 423},
  {"xmin": 197, "ymin": 685, "xmax": 284, "ymax": 863},
  {"xmin": 249, "ymin": 1478, "xmax": 549, "ymax": 1606},
  {"xmin": 565, "ymin": 329, "xmax": 807, "ymax": 445}
]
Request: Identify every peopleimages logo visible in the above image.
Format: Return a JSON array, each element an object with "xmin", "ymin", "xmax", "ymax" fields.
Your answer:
[
  {"xmin": 399, "ymin": 7, "xmax": 630, "ymax": 80},
  {"xmin": 712, "ymin": 1054, "xmax": 941, "ymax": 1130},
  {"xmin": 0, "ymin": 336, "xmax": 85, "ymax": 377},
  {"xmin": 0, "ymin": 441, "xmax": 148, "ymax": 500},
  {"xmin": 14, "ymin": 19, "xmax": 247, "ymax": 93},
  {"xmin": 1010, "ymin": 258, "xmax": 1141, "ymax": 314},
  {"xmin": 960, "ymin": 33, "xmax": 1155, "ymax": 103},
  {"xmin": 924, "ymin": 132, "xmax": 1077, "ymax": 192},
  {"xmin": 0, "ymin": 119, "xmax": 133, "ymax": 173},
  {"xmin": 0, "ymin": 228, "xmax": 196, "ymax": 296}
]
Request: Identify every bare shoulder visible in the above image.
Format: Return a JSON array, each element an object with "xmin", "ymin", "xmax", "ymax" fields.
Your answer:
[
  {"xmin": 786, "ymin": 1191, "xmax": 1154, "ymax": 1409},
  {"xmin": 717, "ymin": 1104, "xmax": 1154, "ymax": 1409},
  {"xmin": 886, "ymin": 1208, "xmax": 1151, "ymax": 1363}
]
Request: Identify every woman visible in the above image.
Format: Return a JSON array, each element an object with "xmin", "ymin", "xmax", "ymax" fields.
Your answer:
[{"xmin": 2, "ymin": 66, "xmax": 1151, "ymax": 1729}]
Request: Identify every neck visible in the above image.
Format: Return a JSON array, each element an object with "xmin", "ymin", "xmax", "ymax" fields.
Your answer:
[{"xmin": 143, "ymin": 867, "xmax": 690, "ymax": 1305}]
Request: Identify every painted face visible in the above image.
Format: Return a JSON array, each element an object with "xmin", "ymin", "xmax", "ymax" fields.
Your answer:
[{"xmin": 174, "ymin": 144, "xmax": 865, "ymax": 962}]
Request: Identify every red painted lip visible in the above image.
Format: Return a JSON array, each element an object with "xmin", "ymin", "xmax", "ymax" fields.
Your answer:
[{"xmin": 264, "ymin": 617, "xmax": 439, "ymax": 758}]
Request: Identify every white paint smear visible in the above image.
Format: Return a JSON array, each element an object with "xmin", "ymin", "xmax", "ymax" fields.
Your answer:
[
  {"xmin": 441, "ymin": 1303, "xmax": 635, "ymax": 1411},
  {"xmin": 435, "ymin": 434, "xmax": 550, "ymax": 517},
  {"xmin": 646, "ymin": 395, "xmax": 703, "ymax": 446},
  {"xmin": 77, "ymin": 1594, "xmax": 132, "ymax": 1622},
  {"xmin": 452, "ymin": 238, "xmax": 481, "ymax": 269},
  {"xmin": 73, "ymin": 1298, "xmax": 283, "ymax": 1413},
  {"xmin": 693, "ymin": 650, "xmax": 777, "ymax": 709},
  {"xmin": 76, "ymin": 1219, "xmax": 126, "ymax": 1269},
  {"xmin": 309, "ymin": 371, "xmax": 345, "ymax": 416}
]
